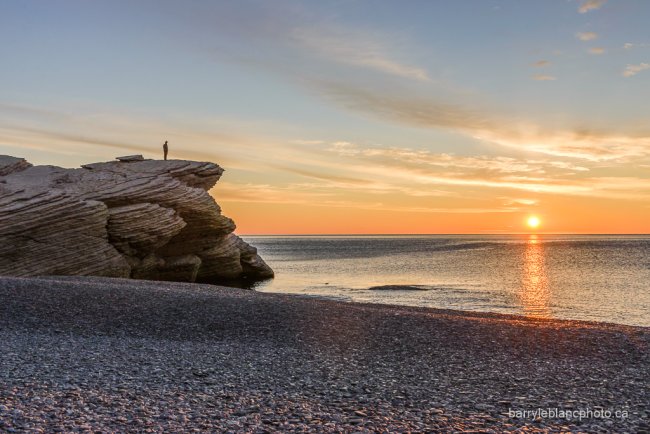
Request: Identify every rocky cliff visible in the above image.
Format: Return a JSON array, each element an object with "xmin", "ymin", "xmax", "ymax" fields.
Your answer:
[{"xmin": 0, "ymin": 155, "xmax": 273, "ymax": 282}]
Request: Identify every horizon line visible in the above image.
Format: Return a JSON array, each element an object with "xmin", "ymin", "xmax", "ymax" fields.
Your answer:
[{"xmin": 239, "ymin": 232, "xmax": 650, "ymax": 236}]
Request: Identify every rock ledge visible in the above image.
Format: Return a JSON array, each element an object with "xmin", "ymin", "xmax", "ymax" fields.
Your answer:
[{"xmin": 0, "ymin": 155, "xmax": 273, "ymax": 282}]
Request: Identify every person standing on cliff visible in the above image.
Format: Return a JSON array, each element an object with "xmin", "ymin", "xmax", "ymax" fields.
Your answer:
[{"xmin": 163, "ymin": 140, "xmax": 169, "ymax": 160}]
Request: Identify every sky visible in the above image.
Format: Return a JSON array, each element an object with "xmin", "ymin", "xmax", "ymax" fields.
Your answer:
[{"xmin": 2, "ymin": 0, "xmax": 650, "ymax": 234}]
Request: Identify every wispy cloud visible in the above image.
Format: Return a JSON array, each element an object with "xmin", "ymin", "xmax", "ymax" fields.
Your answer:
[
  {"xmin": 323, "ymin": 142, "xmax": 595, "ymax": 187},
  {"xmin": 576, "ymin": 32, "xmax": 598, "ymax": 41},
  {"xmin": 175, "ymin": 2, "xmax": 430, "ymax": 84},
  {"xmin": 588, "ymin": 47, "xmax": 606, "ymax": 55},
  {"xmin": 357, "ymin": 205, "xmax": 521, "ymax": 214},
  {"xmin": 502, "ymin": 198, "xmax": 539, "ymax": 206},
  {"xmin": 547, "ymin": 161, "xmax": 589, "ymax": 171},
  {"xmin": 622, "ymin": 63, "xmax": 650, "ymax": 77},
  {"xmin": 578, "ymin": 0, "xmax": 606, "ymax": 14},
  {"xmin": 289, "ymin": 139, "xmax": 325, "ymax": 145},
  {"xmin": 477, "ymin": 130, "xmax": 650, "ymax": 162},
  {"xmin": 291, "ymin": 25, "xmax": 429, "ymax": 81},
  {"xmin": 271, "ymin": 165, "xmax": 373, "ymax": 186},
  {"xmin": 380, "ymin": 171, "xmax": 592, "ymax": 196},
  {"xmin": 319, "ymin": 81, "xmax": 495, "ymax": 132},
  {"xmin": 320, "ymin": 140, "xmax": 650, "ymax": 201},
  {"xmin": 321, "ymin": 141, "xmax": 598, "ymax": 196},
  {"xmin": 327, "ymin": 145, "xmax": 568, "ymax": 176},
  {"xmin": 532, "ymin": 60, "xmax": 550, "ymax": 67},
  {"xmin": 5, "ymin": 100, "xmax": 650, "ymax": 216},
  {"xmin": 533, "ymin": 74, "xmax": 557, "ymax": 81},
  {"xmin": 624, "ymin": 42, "xmax": 650, "ymax": 50},
  {"xmin": 0, "ymin": 102, "xmax": 293, "ymax": 170},
  {"xmin": 315, "ymin": 82, "xmax": 650, "ymax": 162},
  {"xmin": 215, "ymin": 181, "xmax": 453, "ymax": 210},
  {"xmin": 214, "ymin": 182, "xmax": 335, "ymax": 205}
]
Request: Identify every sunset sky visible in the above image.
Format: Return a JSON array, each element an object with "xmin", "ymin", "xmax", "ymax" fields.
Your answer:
[{"xmin": 2, "ymin": 0, "xmax": 650, "ymax": 234}]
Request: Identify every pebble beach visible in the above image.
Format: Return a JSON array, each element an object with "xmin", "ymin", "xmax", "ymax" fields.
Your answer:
[{"xmin": 1, "ymin": 276, "xmax": 648, "ymax": 432}]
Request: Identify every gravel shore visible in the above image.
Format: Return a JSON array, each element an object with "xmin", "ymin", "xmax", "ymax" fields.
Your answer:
[{"xmin": 1, "ymin": 276, "xmax": 648, "ymax": 433}]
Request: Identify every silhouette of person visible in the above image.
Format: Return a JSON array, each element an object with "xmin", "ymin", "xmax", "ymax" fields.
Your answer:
[{"xmin": 163, "ymin": 140, "xmax": 168, "ymax": 160}]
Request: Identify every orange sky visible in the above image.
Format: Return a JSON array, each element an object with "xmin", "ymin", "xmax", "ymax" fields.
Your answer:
[{"xmin": 221, "ymin": 194, "xmax": 650, "ymax": 235}]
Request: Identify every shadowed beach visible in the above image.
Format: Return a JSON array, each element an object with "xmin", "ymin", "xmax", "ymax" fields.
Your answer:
[{"xmin": 1, "ymin": 276, "xmax": 648, "ymax": 432}]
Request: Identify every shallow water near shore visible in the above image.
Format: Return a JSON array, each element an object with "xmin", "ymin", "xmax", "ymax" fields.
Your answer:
[{"xmin": 243, "ymin": 234, "xmax": 650, "ymax": 327}]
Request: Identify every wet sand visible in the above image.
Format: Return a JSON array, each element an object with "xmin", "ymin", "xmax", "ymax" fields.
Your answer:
[{"xmin": 0, "ymin": 276, "xmax": 648, "ymax": 432}]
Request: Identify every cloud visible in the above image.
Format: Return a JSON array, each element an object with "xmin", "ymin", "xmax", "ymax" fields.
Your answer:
[
  {"xmin": 576, "ymin": 32, "xmax": 598, "ymax": 41},
  {"xmin": 214, "ymin": 182, "xmax": 339, "ymax": 205},
  {"xmin": 357, "ymin": 205, "xmax": 520, "ymax": 214},
  {"xmin": 321, "ymin": 141, "xmax": 601, "ymax": 196},
  {"xmin": 588, "ymin": 47, "xmax": 606, "ymax": 55},
  {"xmin": 532, "ymin": 60, "xmax": 550, "ymax": 67},
  {"xmin": 624, "ymin": 42, "xmax": 650, "ymax": 50},
  {"xmin": 377, "ymin": 149, "xmax": 551, "ymax": 175},
  {"xmin": 547, "ymin": 161, "xmax": 589, "ymax": 171},
  {"xmin": 291, "ymin": 25, "xmax": 429, "ymax": 81},
  {"xmin": 283, "ymin": 138, "xmax": 632, "ymax": 200},
  {"xmin": 315, "ymin": 82, "xmax": 650, "ymax": 162},
  {"xmin": 394, "ymin": 172, "xmax": 592, "ymax": 195},
  {"xmin": 478, "ymin": 129, "xmax": 650, "ymax": 162},
  {"xmin": 622, "ymin": 63, "xmax": 650, "ymax": 77},
  {"xmin": 586, "ymin": 177, "xmax": 650, "ymax": 200},
  {"xmin": 271, "ymin": 165, "xmax": 374, "ymax": 186},
  {"xmin": 5, "ymin": 100, "xmax": 650, "ymax": 214},
  {"xmin": 0, "ymin": 102, "xmax": 297, "ymax": 170},
  {"xmin": 215, "ymin": 182, "xmax": 454, "ymax": 210},
  {"xmin": 532, "ymin": 74, "xmax": 557, "ymax": 81},
  {"xmin": 329, "ymin": 146, "xmax": 552, "ymax": 175},
  {"xmin": 289, "ymin": 139, "xmax": 325, "ymax": 145},
  {"xmin": 502, "ymin": 198, "xmax": 539, "ymax": 206},
  {"xmin": 319, "ymin": 81, "xmax": 497, "ymax": 132},
  {"xmin": 171, "ymin": 2, "xmax": 430, "ymax": 84},
  {"xmin": 319, "ymin": 139, "xmax": 650, "ymax": 201},
  {"xmin": 377, "ymin": 166, "xmax": 650, "ymax": 200},
  {"xmin": 578, "ymin": 0, "xmax": 606, "ymax": 13}
]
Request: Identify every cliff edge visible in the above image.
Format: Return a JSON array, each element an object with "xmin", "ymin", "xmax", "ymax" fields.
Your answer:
[{"xmin": 0, "ymin": 155, "xmax": 273, "ymax": 282}]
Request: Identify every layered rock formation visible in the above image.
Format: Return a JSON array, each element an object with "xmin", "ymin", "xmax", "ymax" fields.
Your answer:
[{"xmin": 0, "ymin": 155, "xmax": 273, "ymax": 282}]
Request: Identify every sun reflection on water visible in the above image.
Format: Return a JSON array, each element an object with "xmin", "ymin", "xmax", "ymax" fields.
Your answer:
[{"xmin": 518, "ymin": 234, "xmax": 551, "ymax": 318}]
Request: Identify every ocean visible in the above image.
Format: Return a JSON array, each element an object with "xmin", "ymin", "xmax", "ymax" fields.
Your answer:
[{"xmin": 242, "ymin": 235, "xmax": 650, "ymax": 327}]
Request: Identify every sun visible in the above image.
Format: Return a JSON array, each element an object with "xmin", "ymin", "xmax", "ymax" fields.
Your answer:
[{"xmin": 527, "ymin": 215, "xmax": 541, "ymax": 229}]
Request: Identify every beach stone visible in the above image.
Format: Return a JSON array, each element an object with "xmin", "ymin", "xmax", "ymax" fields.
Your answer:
[{"xmin": 0, "ymin": 155, "xmax": 273, "ymax": 282}]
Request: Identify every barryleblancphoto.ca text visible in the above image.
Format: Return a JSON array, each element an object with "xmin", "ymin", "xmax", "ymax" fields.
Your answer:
[{"xmin": 508, "ymin": 407, "xmax": 629, "ymax": 422}]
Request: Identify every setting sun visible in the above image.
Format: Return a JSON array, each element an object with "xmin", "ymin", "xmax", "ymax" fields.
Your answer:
[{"xmin": 527, "ymin": 216, "xmax": 541, "ymax": 229}]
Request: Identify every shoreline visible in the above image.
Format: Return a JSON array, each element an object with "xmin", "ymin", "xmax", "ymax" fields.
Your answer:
[
  {"xmin": 261, "ymin": 289, "xmax": 650, "ymax": 331},
  {"xmin": 10, "ymin": 275, "xmax": 650, "ymax": 332},
  {"xmin": 1, "ymin": 276, "xmax": 648, "ymax": 432}
]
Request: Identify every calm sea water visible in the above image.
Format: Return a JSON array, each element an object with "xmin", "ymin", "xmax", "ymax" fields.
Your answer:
[{"xmin": 242, "ymin": 235, "xmax": 650, "ymax": 327}]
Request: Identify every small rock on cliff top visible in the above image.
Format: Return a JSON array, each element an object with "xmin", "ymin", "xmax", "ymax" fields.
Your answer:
[{"xmin": 0, "ymin": 155, "xmax": 273, "ymax": 283}]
